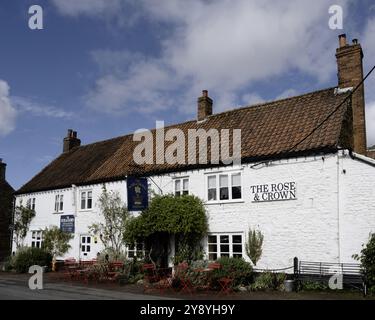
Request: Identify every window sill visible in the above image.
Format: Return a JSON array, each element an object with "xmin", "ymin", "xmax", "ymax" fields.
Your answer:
[
  {"xmin": 206, "ymin": 199, "xmax": 245, "ymax": 205},
  {"xmin": 79, "ymin": 209, "xmax": 93, "ymax": 212},
  {"xmin": 53, "ymin": 211, "xmax": 64, "ymax": 214}
]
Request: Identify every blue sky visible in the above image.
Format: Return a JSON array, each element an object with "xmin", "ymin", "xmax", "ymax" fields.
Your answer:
[{"xmin": 0, "ymin": 0, "xmax": 375, "ymax": 189}]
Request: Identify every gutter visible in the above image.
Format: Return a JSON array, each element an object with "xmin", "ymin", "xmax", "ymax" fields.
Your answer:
[{"xmin": 350, "ymin": 152, "xmax": 375, "ymax": 167}]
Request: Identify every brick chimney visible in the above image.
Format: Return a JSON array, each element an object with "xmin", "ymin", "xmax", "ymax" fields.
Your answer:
[
  {"xmin": 336, "ymin": 34, "xmax": 367, "ymax": 155},
  {"xmin": 197, "ymin": 90, "xmax": 213, "ymax": 121},
  {"xmin": 63, "ymin": 129, "xmax": 81, "ymax": 153},
  {"xmin": 0, "ymin": 158, "xmax": 6, "ymax": 181}
]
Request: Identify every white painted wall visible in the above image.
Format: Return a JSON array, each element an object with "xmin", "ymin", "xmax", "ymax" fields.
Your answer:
[{"xmin": 13, "ymin": 150, "xmax": 375, "ymax": 270}]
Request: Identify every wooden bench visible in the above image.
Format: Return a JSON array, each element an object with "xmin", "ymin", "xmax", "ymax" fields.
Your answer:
[{"xmin": 294, "ymin": 258, "xmax": 367, "ymax": 295}]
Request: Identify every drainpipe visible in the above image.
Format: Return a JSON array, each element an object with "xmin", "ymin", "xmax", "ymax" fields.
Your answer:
[{"xmin": 336, "ymin": 152, "xmax": 342, "ymax": 263}]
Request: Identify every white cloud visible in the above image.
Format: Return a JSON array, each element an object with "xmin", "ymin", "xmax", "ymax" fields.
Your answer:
[
  {"xmin": 366, "ymin": 101, "xmax": 375, "ymax": 148},
  {"xmin": 241, "ymin": 93, "xmax": 265, "ymax": 106},
  {"xmin": 360, "ymin": 17, "xmax": 375, "ymax": 148},
  {"xmin": 12, "ymin": 97, "xmax": 74, "ymax": 119},
  {"xmin": 51, "ymin": 0, "xmax": 123, "ymax": 17},
  {"xmin": 84, "ymin": 0, "xmax": 352, "ymax": 115},
  {"xmin": 0, "ymin": 79, "xmax": 17, "ymax": 136},
  {"xmin": 276, "ymin": 89, "xmax": 299, "ymax": 100}
]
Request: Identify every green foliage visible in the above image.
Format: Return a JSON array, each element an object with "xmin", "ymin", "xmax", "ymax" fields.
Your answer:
[
  {"xmin": 245, "ymin": 228, "xmax": 264, "ymax": 266},
  {"xmin": 249, "ymin": 272, "xmax": 287, "ymax": 291},
  {"xmin": 353, "ymin": 233, "xmax": 375, "ymax": 293},
  {"xmin": 89, "ymin": 185, "xmax": 131, "ymax": 259},
  {"xmin": 13, "ymin": 203, "xmax": 36, "ymax": 249},
  {"xmin": 13, "ymin": 247, "xmax": 52, "ymax": 273},
  {"xmin": 211, "ymin": 257, "xmax": 253, "ymax": 287},
  {"xmin": 42, "ymin": 226, "xmax": 73, "ymax": 259},
  {"xmin": 125, "ymin": 194, "xmax": 208, "ymax": 265},
  {"xmin": 125, "ymin": 194, "xmax": 208, "ymax": 242},
  {"xmin": 2, "ymin": 255, "xmax": 16, "ymax": 272},
  {"xmin": 97, "ymin": 248, "xmax": 127, "ymax": 263},
  {"xmin": 300, "ymin": 281, "xmax": 329, "ymax": 291},
  {"xmin": 172, "ymin": 234, "xmax": 205, "ymax": 265}
]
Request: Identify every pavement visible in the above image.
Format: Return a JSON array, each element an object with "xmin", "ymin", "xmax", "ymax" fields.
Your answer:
[
  {"xmin": 0, "ymin": 272, "xmax": 372, "ymax": 300},
  {"xmin": 0, "ymin": 273, "xmax": 174, "ymax": 300}
]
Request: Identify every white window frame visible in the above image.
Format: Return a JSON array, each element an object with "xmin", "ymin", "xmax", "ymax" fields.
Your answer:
[
  {"xmin": 54, "ymin": 194, "xmax": 64, "ymax": 213},
  {"xmin": 127, "ymin": 242, "xmax": 145, "ymax": 259},
  {"xmin": 207, "ymin": 233, "xmax": 244, "ymax": 260},
  {"xmin": 80, "ymin": 190, "xmax": 93, "ymax": 211},
  {"xmin": 31, "ymin": 230, "xmax": 43, "ymax": 248},
  {"xmin": 206, "ymin": 172, "xmax": 242, "ymax": 203},
  {"xmin": 26, "ymin": 198, "xmax": 36, "ymax": 211},
  {"xmin": 174, "ymin": 178, "xmax": 189, "ymax": 196}
]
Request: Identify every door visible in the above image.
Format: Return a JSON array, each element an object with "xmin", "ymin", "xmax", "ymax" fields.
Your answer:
[{"xmin": 80, "ymin": 235, "xmax": 93, "ymax": 260}]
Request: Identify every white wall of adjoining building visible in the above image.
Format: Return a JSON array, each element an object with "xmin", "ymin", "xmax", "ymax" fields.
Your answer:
[
  {"xmin": 339, "ymin": 152, "xmax": 375, "ymax": 263},
  {"xmin": 13, "ymin": 150, "xmax": 375, "ymax": 269}
]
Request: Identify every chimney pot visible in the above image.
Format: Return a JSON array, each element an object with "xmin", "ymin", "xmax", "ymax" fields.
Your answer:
[
  {"xmin": 352, "ymin": 39, "xmax": 358, "ymax": 44},
  {"xmin": 63, "ymin": 129, "xmax": 81, "ymax": 153},
  {"xmin": 339, "ymin": 34, "xmax": 347, "ymax": 47},
  {"xmin": 202, "ymin": 90, "xmax": 208, "ymax": 97}
]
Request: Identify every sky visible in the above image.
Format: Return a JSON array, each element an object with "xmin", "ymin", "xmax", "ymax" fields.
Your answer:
[{"xmin": 0, "ymin": 0, "xmax": 375, "ymax": 190}]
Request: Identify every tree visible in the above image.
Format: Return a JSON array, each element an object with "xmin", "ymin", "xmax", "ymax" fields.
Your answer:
[
  {"xmin": 353, "ymin": 233, "xmax": 375, "ymax": 294},
  {"xmin": 42, "ymin": 226, "xmax": 73, "ymax": 270},
  {"xmin": 89, "ymin": 185, "xmax": 130, "ymax": 260},
  {"xmin": 13, "ymin": 203, "xmax": 36, "ymax": 249},
  {"xmin": 245, "ymin": 228, "xmax": 264, "ymax": 266}
]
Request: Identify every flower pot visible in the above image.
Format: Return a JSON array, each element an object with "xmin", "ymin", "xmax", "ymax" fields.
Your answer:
[{"xmin": 284, "ymin": 279, "xmax": 295, "ymax": 292}]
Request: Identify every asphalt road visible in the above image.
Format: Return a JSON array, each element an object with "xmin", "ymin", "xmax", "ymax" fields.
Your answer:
[{"xmin": 0, "ymin": 276, "xmax": 172, "ymax": 300}]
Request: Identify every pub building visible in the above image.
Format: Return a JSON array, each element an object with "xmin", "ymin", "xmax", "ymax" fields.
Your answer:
[{"xmin": 13, "ymin": 35, "xmax": 375, "ymax": 269}]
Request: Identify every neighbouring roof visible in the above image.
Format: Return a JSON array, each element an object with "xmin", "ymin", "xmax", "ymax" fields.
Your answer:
[{"xmin": 17, "ymin": 87, "xmax": 352, "ymax": 194}]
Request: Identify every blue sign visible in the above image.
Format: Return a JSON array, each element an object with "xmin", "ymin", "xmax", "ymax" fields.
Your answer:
[
  {"xmin": 60, "ymin": 215, "xmax": 75, "ymax": 233},
  {"xmin": 127, "ymin": 177, "xmax": 148, "ymax": 211}
]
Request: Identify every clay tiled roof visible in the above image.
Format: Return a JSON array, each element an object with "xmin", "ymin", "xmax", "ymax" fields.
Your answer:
[{"xmin": 17, "ymin": 87, "xmax": 352, "ymax": 194}]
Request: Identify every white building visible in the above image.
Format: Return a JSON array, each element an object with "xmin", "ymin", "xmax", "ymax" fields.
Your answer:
[{"xmin": 13, "ymin": 35, "xmax": 375, "ymax": 269}]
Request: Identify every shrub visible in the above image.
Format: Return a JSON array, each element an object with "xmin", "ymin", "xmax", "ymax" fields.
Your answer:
[
  {"xmin": 250, "ymin": 272, "xmax": 287, "ymax": 291},
  {"xmin": 211, "ymin": 257, "xmax": 253, "ymax": 287},
  {"xmin": 2, "ymin": 255, "xmax": 16, "ymax": 272},
  {"xmin": 353, "ymin": 233, "xmax": 375, "ymax": 294},
  {"xmin": 300, "ymin": 281, "xmax": 329, "ymax": 291},
  {"xmin": 13, "ymin": 247, "xmax": 52, "ymax": 273},
  {"xmin": 245, "ymin": 228, "xmax": 264, "ymax": 266}
]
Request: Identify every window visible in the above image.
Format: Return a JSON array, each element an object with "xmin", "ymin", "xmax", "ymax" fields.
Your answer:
[
  {"xmin": 31, "ymin": 231, "xmax": 43, "ymax": 248},
  {"xmin": 174, "ymin": 178, "xmax": 189, "ymax": 196},
  {"xmin": 26, "ymin": 198, "xmax": 36, "ymax": 211},
  {"xmin": 54, "ymin": 194, "xmax": 64, "ymax": 212},
  {"xmin": 207, "ymin": 234, "xmax": 243, "ymax": 260},
  {"xmin": 80, "ymin": 191, "xmax": 92, "ymax": 210},
  {"xmin": 231, "ymin": 173, "xmax": 242, "ymax": 199},
  {"xmin": 80, "ymin": 236, "xmax": 91, "ymax": 256},
  {"xmin": 207, "ymin": 172, "xmax": 242, "ymax": 202},
  {"xmin": 208, "ymin": 176, "xmax": 217, "ymax": 201},
  {"xmin": 127, "ymin": 242, "xmax": 145, "ymax": 259}
]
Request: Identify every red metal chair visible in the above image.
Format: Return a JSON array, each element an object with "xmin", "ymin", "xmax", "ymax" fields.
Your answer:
[
  {"xmin": 142, "ymin": 264, "xmax": 159, "ymax": 292},
  {"xmin": 175, "ymin": 262, "xmax": 194, "ymax": 295}
]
